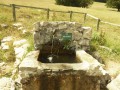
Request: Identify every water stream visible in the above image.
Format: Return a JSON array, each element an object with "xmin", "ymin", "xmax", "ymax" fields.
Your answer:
[
  {"xmin": 47, "ymin": 34, "xmax": 59, "ymax": 63},
  {"xmin": 38, "ymin": 32, "xmax": 77, "ymax": 63}
]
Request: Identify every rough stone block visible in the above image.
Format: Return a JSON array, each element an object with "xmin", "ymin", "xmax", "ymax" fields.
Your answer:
[
  {"xmin": 79, "ymin": 39, "xmax": 90, "ymax": 46},
  {"xmin": 1, "ymin": 36, "xmax": 13, "ymax": 43},
  {"xmin": 0, "ymin": 24, "xmax": 8, "ymax": 29},
  {"xmin": 40, "ymin": 21, "xmax": 50, "ymax": 27},
  {"xmin": 19, "ymin": 51, "xmax": 40, "ymax": 72},
  {"xmin": 33, "ymin": 22, "xmax": 40, "ymax": 31},
  {"xmin": 82, "ymin": 27, "xmax": 92, "ymax": 39},
  {"xmin": 76, "ymin": 50, "xmax": 100, "ymax": 64},
  {"xmin": 34, "ymin": 31, "xmax": 41, "ymax": 49},
  {"xmin": 58, "ymin": 23, "xmax": 68, "ymax": 30},
  {"xmin": 73, "ymin": 31, "xmax": 82, "ymax": 40},
  {"xmin": 13, "ymin": 39, "xmax": 27, "ymax": 47},
  {"xmin": 13, "ymin": 23, "xmax": 22, "ymax": 27},
  {"xmin": 1, "ymin": 42, "xmax": 9, "ymax": 50},
  {"xmin": 107, "ymin": 74, "xmax": 120, "ymax": 90},
  {"xmin": 0, "ymin": 77, "xmax": 13, "ymax": 90}
]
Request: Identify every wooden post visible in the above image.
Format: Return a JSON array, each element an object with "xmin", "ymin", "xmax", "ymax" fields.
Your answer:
[
  {"xmin": 84, "ymin": 13, "xmax": 87, "ymax": 23},
  {"xmin": 97, "ymin": 19, "xmax": 100, "ymax": 31},
  {"xmin": 70, "ymin": 11, "xmax": 73, "ymax": 21},
  {"xmin": 47, "ymin": 9, "xmax": 50, "ymax": 20},
  {"xmin": 11, "ymin": 4, "xmax": 16, "ymax": 22}
]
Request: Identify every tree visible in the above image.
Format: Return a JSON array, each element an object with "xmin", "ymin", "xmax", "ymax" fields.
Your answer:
[
  {"xmin": 55, "ymin": 0, "xmax": 94, "ymax": 8},
  {"xmin": 106, "ymin": 0, "xmax": 120, "ymax": 11},
  {"xmin": 94, "ymin": 0, "xmax": 106, "ymax": 3}
]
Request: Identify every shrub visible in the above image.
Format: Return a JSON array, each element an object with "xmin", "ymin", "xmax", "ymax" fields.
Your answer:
[
  {"xmin": 91, "ymin": 31, "xmax": 106, "ymax": 45},
  {"xmin": 55, "ymin": 0, "xmax": 94, "ymax": 8},
  {"xmin": 90, "ymin": 31, "xmax": 106, "ymax": 52}
]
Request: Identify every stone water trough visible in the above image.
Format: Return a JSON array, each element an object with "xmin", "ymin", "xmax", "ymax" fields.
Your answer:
[{"xmin": 18, "ymin": 21, "xmax": 110, "ymax": 90}]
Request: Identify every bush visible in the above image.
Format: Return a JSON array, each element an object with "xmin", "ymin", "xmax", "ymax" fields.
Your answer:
[
  {"xmin": 90, "ymin": 31, "xmax": 106, "ymax": 52},
  {"xmin": 91, "ymin": 31, "xmax": 106, "ymax": 45},
  {"xmin": 55, "ymin": 0, "xmax": 94, "ymax": 8}
]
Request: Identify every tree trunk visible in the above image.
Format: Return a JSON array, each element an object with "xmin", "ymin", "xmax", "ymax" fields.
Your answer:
[{"xmin": 118, "ymin": 8, "xmax": 120, "ymax": 12}]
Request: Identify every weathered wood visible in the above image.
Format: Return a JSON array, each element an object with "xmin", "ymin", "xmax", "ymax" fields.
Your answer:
[
  {"xmin": 47, "ymin": 9, "xmax": 50, "ymax": 20},
  {"xmin": 87, "ymin": 14, "xmax": 100, "ymax": 31},
  {"xmin": 87, "ymin": 14, "xmax": 98, "ymax": 20},
  {"xmin": 70, "ymin": 11, "xmax": 73, "ymax": 21},
  {"xmin": 50, "ymin": 10, "xmax": 69, "ymax": 13},
  {"xmin": 15, "ymin": 4, "xmax": 48, "ymax": 10},
  {"xmin": 11, "ymin": 4, "xmax": 16, "ymax": 22},
  {"xmin": 72, "ymin": 11, "xmax": 86, "ymax": 14},
  {"xmin": 84, "ymin": 13, "xmax": 87, "ymax": 23},
  {"xmin": 0, "ymin": 4, "xmax": 11, "ymax": 7},
  {"xmin": 97, "ymin": 19, "xmax": 100, "ymax": 31},
  {"xmin": 101, "ymin": 21, "xmax": 120, "ymax": 27}
]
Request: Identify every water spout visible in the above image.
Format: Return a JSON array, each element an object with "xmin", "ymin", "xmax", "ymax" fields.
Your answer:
[{"xmin": 47, "ymin": 56, "xmax": 53, "ymax": 63}]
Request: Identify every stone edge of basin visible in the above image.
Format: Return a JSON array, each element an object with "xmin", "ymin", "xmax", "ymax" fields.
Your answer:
[{"xmin": 19, "ymin": 50, "xmax": 108, "ymax": 78}]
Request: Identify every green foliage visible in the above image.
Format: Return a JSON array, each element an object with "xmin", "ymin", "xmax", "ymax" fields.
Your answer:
[
  {"xmin": 106, "ymin": 0, "xmax": 120, "ymax": 11},
  {"xmin": 91, "ymin": 31, "xmax": 106, "ymax": 45},
  {"xmin": 90, "ymin": 31, "xmax": 106, "ymax": 52},
  {"xmin": 62, "ymin": 40, "xmax": 72, "ymax": 50},
  {"xmin": 55, "ymin": 0, "xmax": 94, "ymax": 8},
  {"xmin": 26, "ymin": 34, "xmax": 34, "ymax": 52},
  {"xmin": 0, "ymin": 15, "xmax": 8, "ymax": 23}
]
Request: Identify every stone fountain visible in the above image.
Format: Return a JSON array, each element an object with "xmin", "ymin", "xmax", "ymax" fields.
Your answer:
[{"xmin": 16, "ymin": 21, "xmax": 110, "ymax": 90}]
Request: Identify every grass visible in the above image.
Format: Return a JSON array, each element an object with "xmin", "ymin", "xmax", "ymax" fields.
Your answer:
[
  {"xmin": 0, "ymin": 0, "xmax": 120, "ymax": 23},
  {"xmin": 0, "ymin": 0, "xmax": 120, "ymax": 74}
]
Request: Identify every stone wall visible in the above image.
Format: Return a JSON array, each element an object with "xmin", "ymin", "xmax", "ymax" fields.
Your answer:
[
  {"xmin": 34, "ymin": 21, "xmax": 92, "ymax": 51},
  {"xmin": 21, "ymin": 71, "xmax": 101, "ymax": 90}
]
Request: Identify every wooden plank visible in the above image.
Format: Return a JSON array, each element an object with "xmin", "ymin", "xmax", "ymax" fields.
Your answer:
[
  {"xmin": 50, "ymin": 10, "xmax": 69, "ymax": 13},
  {"xmin": 0, "ymin": 4, "xmax": 11, "ymax": 7},
  {"xmin": 87, "ymin": 14, "xmax": 98, "ymax": 20},
  {"xmin": 15, "ymin": 4, "xmax": 48, "ymax": 10},
  {"xmin": 72, "ymin": 11, "xmax": 86, "ymax": 14},
  {"xmin": 101, "ymin": 21, "xmax": 120, "ymax": 27}
]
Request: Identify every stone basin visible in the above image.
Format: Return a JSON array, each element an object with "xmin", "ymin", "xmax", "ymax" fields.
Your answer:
[
  {"xmin": 16, "ymin": 21, "xmax": 110, "ymax": 90},
  {"xmin": 18, "ymin": 50, "xmax": 110, "ymax": 90}
]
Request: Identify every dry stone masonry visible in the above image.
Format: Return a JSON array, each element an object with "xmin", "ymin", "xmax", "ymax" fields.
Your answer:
[{"xmin": 34, "ymin": 21, "xmax": 92, "ymax": 51}]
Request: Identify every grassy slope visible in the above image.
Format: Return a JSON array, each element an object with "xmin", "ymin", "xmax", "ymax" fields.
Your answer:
[
  {"xmin": 0, "ymin": 0, "xmax": 120, "ymax": 69},
  {"xmin": 0, "ymin": 0, "xmax": 120, "ymax": 24}
]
